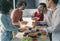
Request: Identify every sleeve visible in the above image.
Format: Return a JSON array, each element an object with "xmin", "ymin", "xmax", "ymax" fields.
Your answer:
[
  {"xmin": 19, "ymin": 11, "xmax": 23, "ymax": 21},
  {"xmin": 34, "ymin": 12, "xmax": 37, "ymax": 17},
  {"xmin": 46, "ymin": 10, "xmax": 52, "ymax": 26},
  {"xmin": 39, "ymin": 14, "xmax": 47, "ymax": 25},
  {"xmin": 11, "ymin": 9, "xmax": 18, "ymax": 23},
  {"xmin": 1, "ymin": 15, "xmax": 18, "ymax": 32},
  {"xmin": 42, "ymin": 9, "xmax": 60, "ymax": 33}
]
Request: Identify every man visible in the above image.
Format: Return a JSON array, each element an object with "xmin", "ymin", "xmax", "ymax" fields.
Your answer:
[
  {"xmin": 33, "ymin": 3, "xmax": 44, "ymax": 21},
  {"xmin": 11, "ymin": 1, "xmax": 27, "ymax": 27},
  {"xmin": 35, "ymin": 3, "xmax": 52, "ymax": 27},
  {"xmin": 43, "ymin": 3, "xmax": 52, "ymax": 41},
  {"xmin": 43, "ymin": 6, "xmax": 52, "ymax": 27},
  {"xmin": 37, "ymin": 0, "xmax": 60, "ymax": 41},
  {"xmin": 35, "ymin": 3, "xmax": 52, "ymax": 41}
]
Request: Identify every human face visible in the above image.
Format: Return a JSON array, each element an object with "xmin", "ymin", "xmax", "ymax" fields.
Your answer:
[
  {"xmin": 22, "ymin": 3, "xmax": 26, "ymax": 10},
  {"xmin": 46, "ymin": 0, "xmax": 52, "ymax": 8},
  {"xmin": 37, "ymin": 5, "xmax": 44, "ymax": 13}
]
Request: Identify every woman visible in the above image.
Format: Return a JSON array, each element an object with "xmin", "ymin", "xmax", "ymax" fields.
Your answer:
[
  {"xmin": 37, "ymin": 0, "xmax": 60, "ymax": 41},
  {"xmin": 33, "ymin": 3, "xmax": 44, "ymax": 21},
  {"xmin": 11, "ymin": 1, "xmax": 27, "ymax": 27},
  {"xmin": 32, "ymin": 3, "xmax": 44, "ymax": 26},
  {"xmin": 0, "ymin": 1, "xmax": 19, "ymax": 41}
]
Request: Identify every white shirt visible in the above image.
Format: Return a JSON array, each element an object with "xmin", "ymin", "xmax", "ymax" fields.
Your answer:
[
  {"xmin": 39, "ymin": 9, "xmax": 52, "ymax": 27},
  {"xmin": 43, "ymin": 5, "xmax": 60, "ymax": 41},
  {"xmin": 44, "ymin": 9, "xmax": 52, "ymax": 26}
]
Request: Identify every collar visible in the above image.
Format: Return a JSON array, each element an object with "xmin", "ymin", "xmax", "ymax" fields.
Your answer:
[{"xmin": 51, "ymin": 5, "xmax": 60, "ymax": 12}]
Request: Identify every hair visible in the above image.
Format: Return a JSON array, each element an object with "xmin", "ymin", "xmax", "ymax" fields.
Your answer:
[
  {"xmin": 16, "ymin": 1, "xmax": 27, "ymax": 8},
  {"xmin": 1, "ymin": 0, "xmax": 12, "ymax": 14},
  {"xmin": 52, "ymin": 0, "xmax": 58, "ymax": 4},
  {"xmin": 39, "ymin": 3, "xmax": 47, "ymax": 8}
]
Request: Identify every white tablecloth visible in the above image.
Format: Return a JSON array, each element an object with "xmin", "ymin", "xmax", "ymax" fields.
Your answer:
[
  {"xmin": 11, "ymin": 17, "xmax": 50, "ymax": 41},
  {"xmin": 11, "ymin": 32, "xmax": 50, "ymax": 41}
]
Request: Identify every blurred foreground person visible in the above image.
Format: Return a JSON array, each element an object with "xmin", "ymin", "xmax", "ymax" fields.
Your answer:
[{"xmin": 0, "ymin": 1, "xmax": 20, "ymax": 41}]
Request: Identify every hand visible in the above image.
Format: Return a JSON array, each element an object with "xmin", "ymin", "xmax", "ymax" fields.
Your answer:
[
  {"xmin": 35, "ymin": 21, "xmax": 40, "ymax": 25},
  {"xmin": 21, "ymin": 21, "xmax": 28, "ymax": 25},
  {"xmin": 36, "ymin": 26, "xmax": 43, "ymax": 31},
  {"xmin": 37, "ymin": 26, "xmax": 48, "ymax": 35},
  {"xmin": 41, "ymin": 31, "xmax": 48, "ymax": 35},
  {"xmin": 18, "ymin": 28, "xmax": 28, "ymax": 32}
]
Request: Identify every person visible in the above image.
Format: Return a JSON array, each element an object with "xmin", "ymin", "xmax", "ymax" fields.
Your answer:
[
  {"xmin": 37, "ymin": 0, "xmax": 60, "ymax": 41},
  {"xmin": 32, "ymin": 3, "xmax": 45, "ymax": 27},
  {"xmin": 11, "ymin": 1, "xmax": 27, "ymax": 27},
  {"xmin": 35, "ymin": 3, "xmax": 52, "ymax": 26},
  {"xmin": 43, "ymin": 3, "xmax": 52, "ymax": 41},
  {"xmin": 0, "ymin": 1, "xmax": 20, "ymax": 41},
  {"xmin": 32, "ymin": 3, "xmax": 44, "ymax": 21},
  {"xmin": 40, "ymin": 3, "xmax": 52, "ymax": 41},
  {"xmin": 35, "ymin": 3, "xmax": 52, "ymax": 41}
]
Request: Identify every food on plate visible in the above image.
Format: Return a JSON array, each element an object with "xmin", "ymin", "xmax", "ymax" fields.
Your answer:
[
  {"xmin": 23, "ymin": 32, "xmax": 29, "ymax": 37},
  {"xmin": 40, "ymin": 35, "xmax": 47, "ymax": 40},
  {"xmin": 37, "ymin": 26, "xmax": 42, "ymax": 28},
  {"xmin": 33, "ymin": 38, "xmax": 37, "ymax": 41},
  {"xmin": 21, "ymin": 21, "xmax": 28, "ymax": 25},
  {"xmin": 32, "ymin": 22, "xmax": 35, "ymax": 25},
  {"xmin": 32, "ymin": 17, "xmax": 39, "ymax": 20},
  {"xmin": 21, "ymin": 37, "xmax": 32, "ymax": 41},
  {"xmin": 29, "ymin": 28, "xmax": 32, "ymax": 30},
  {"xmin": 19, "ymin": 28, "xmax": 28, "ymax": 31},
  {"xmin": 41, "ymin": 31, "xmax": 47, "ymax": 35},
  {"xmin": 23, "ymin": 34, "xmax": 27, "ymax": 37},
  {"xmin": 28, "ymin": 31, "xmax": 37, "ymax": 37},
  {"xmin": 37, "ymin": 33, "xmax": 41, "ymax": 36}
]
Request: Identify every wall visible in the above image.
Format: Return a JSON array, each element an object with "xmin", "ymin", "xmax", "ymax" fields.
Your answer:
[{"xmin": 35, "ymin": 0, "xmax": 46, "ymax": 7}]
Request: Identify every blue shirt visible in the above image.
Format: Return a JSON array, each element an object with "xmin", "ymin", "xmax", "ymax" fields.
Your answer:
[
  {"xmin": 0, "ymin": 13, "xmax": 19, "ymax": 41},
  {"xmin": 0, "ymin": 13, "xmax": 18, "ymax": 32}
]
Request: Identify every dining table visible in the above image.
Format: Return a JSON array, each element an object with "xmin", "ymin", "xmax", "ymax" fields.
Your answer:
[{"xmin": 11, "ymin": 17, "xmax": 50, "ymax": 41}]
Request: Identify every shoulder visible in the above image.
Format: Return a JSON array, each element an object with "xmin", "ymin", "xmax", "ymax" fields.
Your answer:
[
  {"xmin": 11, "ymin": 9, "xmax": 19, "ymax": 16},
  {"xmin": 34, "ymin": 11, "xmax": 38, "ymax": 15},
  {"xmin": 11, "ymin": 8, "xmax": 22, "ymax": 14},
  {"xmin": 55, "ymin": 7, "xmax": 60, "ymax": 16},
  {"xmin": 11, "ymin": 9, "xmax": 19, "ymax": 13},
  {"xmin": 35, "ymin": 11, "xmax": 37, "ymax": 13}
]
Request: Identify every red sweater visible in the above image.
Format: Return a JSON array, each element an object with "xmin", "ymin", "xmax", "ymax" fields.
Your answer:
[{"xmin": 34, "ymin": 12, "xmax": 44, "ymax": 21}]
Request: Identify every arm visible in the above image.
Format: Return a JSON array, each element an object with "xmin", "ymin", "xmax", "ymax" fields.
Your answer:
[
  {"xmin": 34, "ymin": 12, "xmax": 37, "ymax": 17},
  {"xmin": 11, "ymin": 9, "xmax": 23, "ymax": 25},
  {"xmin": 38, "ymin": 15, "xmax": 47, "ymax": 25},
  {"xmin": 43, "ymin": 9, "xmax": 60, "ymax": 33},
  {"xmin": 1, "ymin": 14, "xmax": 18, "ymax": 32},
  {"xmin": 11, "ymin": 9, "xmax": 19, "ymax": 25}
]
